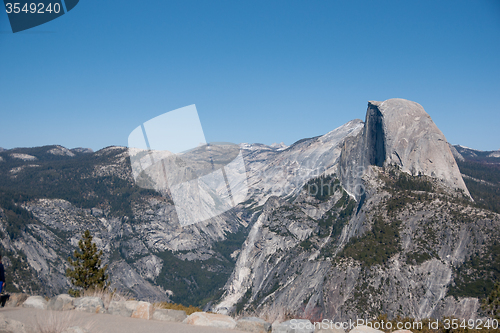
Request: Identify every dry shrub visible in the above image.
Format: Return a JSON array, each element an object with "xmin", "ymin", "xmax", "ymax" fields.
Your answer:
[
  {"xmin": 81, "ymin": 288, "xmax": 131, "ymax": 309},
  {"xmin": 31, "ymin": 310, "xmax": 95, "ymax": 333}
]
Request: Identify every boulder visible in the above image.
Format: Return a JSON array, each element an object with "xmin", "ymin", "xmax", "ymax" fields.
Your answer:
[
  {"xmin": 313, "ymin": 321, "xmax": 345, "ymax": 333},
  {"xmin": 349, "ymin": 326, "xmax": 384, "ymax": 333},
  {"xmin": 73, "ymin": 297, "xmax": 106, "ymax": 314},
  {"xmin": 47, "ymin": 294, "xmax": 75, "ymax": 311},
  {"xmin": 4, "ymin": 293, "xmax": 28, "ymax": 307},
  {"xmin": 236, "ymin": 317, "xmax": 272, "ymax": 332},
  {"xmin": 131, "ymin": 301, "xmax": 154, "ymax": 320},
  {"xmin": 272, "ymin": 319, "xmax": 315, "ymax": 333},
  {"xmin": 152, "ymin": 309, "xmax": 187, "ymax": 322},
  {"xmin": 108, "ymin": 301, "xmax": 139, "ymax": 317},
  {"xmin": 22, "ymin": 296, "xmax": 47, "ymax": 310},
  {"xmin": 0, "ymin": 316, "xmax": 28, "ymax": 333},
  {"xmin": 183, "ymin": 312, "xmax": 237, "ymax": 329}
]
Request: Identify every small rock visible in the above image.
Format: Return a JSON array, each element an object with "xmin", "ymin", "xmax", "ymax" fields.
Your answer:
[
  {"xmin": 73, "ymin": 297, "xmax": 106, "ymax": 314},
  {"xmin": 272, "ymin": 319, "xmax": 315, "ymax": 333},
  {"xmin": 22, "ymin": 296, "xmax": 48, "ymax": 310},
  {"xmin": 236, "ymin": 316, "xmax": 272, "ymax": 332},
  {"xmin": 62, "ymin": 327, "xmax": 90, "ymax": 333},
  {"xmin": 108, "ymin": 301, "xmax": 139, "ymax": 317},
  {"xmin": 47, "ymin": 294, "xmax": 75, "ymax": 311},
  {"xmin": 152, "ymin": 309, "xmax": 187, "ymax": 322},
  {"xmin": 4, "ymin": 293, "xmax": 28, "ymax": 307},
  {"xmin": 183, "ymin": 312, "xmax": 237, "ymax": 329},
  {"xmin": 349, "ymin": 326, "xmax": 384, "ymax": 333},
  {"xmin": 131, "ymin": 301, "xmax": 154, "ymax": 320}
]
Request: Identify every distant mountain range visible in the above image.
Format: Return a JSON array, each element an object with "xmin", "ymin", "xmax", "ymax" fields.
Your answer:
[
  {"xmin": 0, "ymin": 99, "xmax": 499, "ymax": 322},
  {"xmin": 452, "ymin": 145, "xmax": 500, "ymax": 160}
]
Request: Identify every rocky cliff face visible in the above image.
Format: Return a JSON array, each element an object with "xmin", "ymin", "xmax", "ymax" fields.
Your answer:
[
  {"xmin": 213, "ymin": 99, "xmax": 499, "ymax": 321},
  {"xmin": 242, "ymin": 119, "xmax": 364, "ymax": 206},
  {"xmin": 0, "ymin": 99, "xmax": 498, "ymax": 322},
  {"xmin": 213, "ymin": 164, "xmax": 499, "ymax": 321},
  {"xmin": 369, "ymin": 99, "xmax": 469, "ymax": 195},
  {"xmin": 0, "ymin": 146, "xmax": 247, "ymax": 304},
  {"xmin": 339, "ymin": 99, "xmax": 470, "ymax": 199}
]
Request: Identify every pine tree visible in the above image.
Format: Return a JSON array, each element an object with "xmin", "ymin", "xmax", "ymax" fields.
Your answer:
[
  {"xmin": 66, "ymin": 229, "xmax": 108, "ymax": 297},
  {"xmin": 482, "ymin": 280, "xmax": 500, "ymax": 319}
]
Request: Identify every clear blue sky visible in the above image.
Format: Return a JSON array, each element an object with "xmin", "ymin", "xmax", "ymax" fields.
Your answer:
[{"xmin": 1, "ymin": 0, "xmax": 499, "ymax": 151}]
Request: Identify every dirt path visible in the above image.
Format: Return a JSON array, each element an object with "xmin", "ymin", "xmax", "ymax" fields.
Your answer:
[{"xmin": 0, "ymin": 307, "xmax": 246, "ymax": 333}]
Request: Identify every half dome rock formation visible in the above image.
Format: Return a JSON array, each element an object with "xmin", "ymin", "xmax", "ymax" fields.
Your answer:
[
  {"xmin": 341, "ymin": 98, "xmax": 471, "ymax": 198},
  {"xmin": 212, "ymin": 98, "xmax": 492, "ymax": 322}
]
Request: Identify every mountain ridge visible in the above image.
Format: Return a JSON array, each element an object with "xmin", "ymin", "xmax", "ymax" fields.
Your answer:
[
  {"xmin": 211, "ymin": 99, "xmax": 499, "ymax": 321},
  {"xmin": 0, "ymin": 99, "xmax": 499, "ymax": 321}
]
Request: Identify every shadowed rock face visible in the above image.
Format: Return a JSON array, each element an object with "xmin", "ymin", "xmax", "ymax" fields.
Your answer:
[
  {"xmin": 365, "ymin": 103, "xmax": 386, "ymax": 167},
  {"xmin": 340, "ymin": 98, "xmax": 470, "ymax": 199},
  {"xmin": 369, "ymin": 99, "xmax": 470, "ymax": 197}
]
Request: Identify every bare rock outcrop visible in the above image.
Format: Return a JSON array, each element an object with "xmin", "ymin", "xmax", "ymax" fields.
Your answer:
[
  {"xmin": 236, "ymin": 317, "xmax": 272, "ymax": 332},
  {"xmin": 22, "ymin": 296, "xmax": 47, "ymax": 309},
  {"xmin": 47, "ymin": 294, "xmax": 75, "ymax": 311},
  {"xmin": 73, "ymin": 297, "xmax": 106, "ymax": 314},
  {"xmin": 183, "ymin": 312, "xmax": 237, "ymax": 329},
  {"xmin": 448, "ymin": 143, "xmax": 465, "ymax": 162},
  {"xmin": 152, "ymin": 308, "xmax": 187, "ymax": 322},
  {"xmin": 340, "ymin": 99, "xmax": 470, "ymax": 199},
  {"xmin": 365, "ymin": 99, "xmax": 470, "ymax": 196}
]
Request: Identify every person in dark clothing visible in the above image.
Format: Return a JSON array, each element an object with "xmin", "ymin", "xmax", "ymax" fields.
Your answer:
[{"xmin": 0, "ymin": 255, "xmax": 5, "ymax": 293}]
